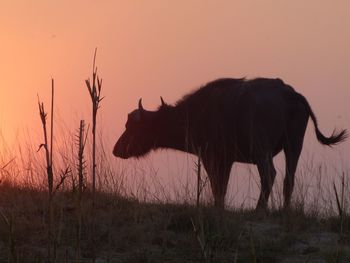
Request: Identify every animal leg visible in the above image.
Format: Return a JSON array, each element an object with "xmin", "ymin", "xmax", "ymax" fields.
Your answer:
[
  {"xmin": 283, "ymin": 107, "xmax": 307, "ymax": 209},
  {"xmin": 203, "ymin": 158, "xmax": 232, "ymax": 209},
  {"xmin": 256, "ymin": 157, "xmax": 276, "ymax": 210},
  {"xmin": 283, "ymin": 143, "xmax": 303, "ymax": 209},
  {"xmin": 213, "ymin": 172, "xmax": 231, "ymax": 208}
]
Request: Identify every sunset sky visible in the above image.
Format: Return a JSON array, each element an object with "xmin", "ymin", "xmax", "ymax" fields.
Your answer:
[{"xmin": 1, "ymin": 1, "xmax": 350, "ymax": 201}]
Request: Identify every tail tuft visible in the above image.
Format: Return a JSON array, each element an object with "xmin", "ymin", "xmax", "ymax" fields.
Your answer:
[
  {"xmin": 315, "ymin": 128, "xmax": 348, "ymax": 146},
  {"xmin": 296, "ymin": 92, "xmax": 347, "ymax": 147}
]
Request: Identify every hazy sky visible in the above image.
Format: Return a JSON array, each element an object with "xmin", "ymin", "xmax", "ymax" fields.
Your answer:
[{"xmin": 1, "ymin": 1, "xmax": 350, "ymax": 202}]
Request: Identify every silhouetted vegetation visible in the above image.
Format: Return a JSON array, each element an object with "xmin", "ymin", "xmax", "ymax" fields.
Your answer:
[{"xmin": 0, "ymin": 54, "xmax": 349, "ymax": 262}]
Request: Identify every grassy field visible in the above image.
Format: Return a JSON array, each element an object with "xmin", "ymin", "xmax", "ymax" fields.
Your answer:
[
  {"xmin": 0, "ymin": 115, "xmax": 349, "ymax": 262},
  {"xmin": 0, "ymin": 179, "xmax": 349, "ymax": 263}
]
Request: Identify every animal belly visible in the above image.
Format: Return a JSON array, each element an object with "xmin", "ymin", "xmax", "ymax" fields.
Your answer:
[{"xmin": 232, "ymin": 133, "xmax": 284, "ymax": 164}]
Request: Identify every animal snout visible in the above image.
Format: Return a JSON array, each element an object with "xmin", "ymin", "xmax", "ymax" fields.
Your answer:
[
  {"xmin": 112, "ymin": 144, "xmax": 119, "ymax": 157},
  {"xmin": 113, "ymin": 143, "xmax": 129, "ymax": 159}
]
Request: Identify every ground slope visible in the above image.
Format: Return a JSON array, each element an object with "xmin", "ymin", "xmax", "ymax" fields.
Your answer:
[{"xmin": 0, "ymin": 184, "xmax": 349, "ymax": 262}]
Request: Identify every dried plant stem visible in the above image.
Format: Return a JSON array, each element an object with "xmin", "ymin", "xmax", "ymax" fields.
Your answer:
[
  {"xmin": 38, "ymin": 79, "xmax": 55, "ymax": 262},
  {"xmin": 50, "ymin": 79, "xmax": 54, "ymax": 184},
  {"xmin": 85, "ymin": 48, "xmax": 103, "ymax": 203},
  {"xmin": 78, "ymin": 120, "xmax": 87, "ymax": 201},
  {"xmin": 85, "ymin": 49, "xmax": 103, "ymax": 263},
  {"xmin": 333, "ymin": 173, "xmax": 346, "ymax": 234},
  {"xmin": 196, "ymin": 148, "xmax": 202, "ymax": 208},
  {"xmin": 76, "ymin": 120, "xmax": 87, "ymax": 263}
]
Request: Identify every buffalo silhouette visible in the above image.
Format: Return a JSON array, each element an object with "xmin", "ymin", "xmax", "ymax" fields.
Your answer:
[{"xmin": 113, "ymin": 78, "xmax": 347, "ymax": 209}]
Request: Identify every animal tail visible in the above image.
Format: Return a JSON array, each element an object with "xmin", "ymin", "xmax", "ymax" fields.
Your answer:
[{"xmin": 296, "ymin": 93, "xmax": 348, "ymax": 146}]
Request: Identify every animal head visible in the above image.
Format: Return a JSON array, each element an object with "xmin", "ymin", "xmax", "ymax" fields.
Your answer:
[{"xmin": 113, "ymin": 97, "xmax": 167, "ymax": 159}]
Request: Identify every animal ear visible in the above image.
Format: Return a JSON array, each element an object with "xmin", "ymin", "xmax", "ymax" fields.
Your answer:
[
  {"xmin": 138, "ymin": 98, "xmax": 144, "ymax": 111},
  {"xmin": 160, "ymin": 96, "xmax": 166, "ymax": 106}
]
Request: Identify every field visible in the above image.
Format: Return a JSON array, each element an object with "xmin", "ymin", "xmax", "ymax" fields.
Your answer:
[
  {"xmin": 0, "ymin": 178, "xmax": 350, "ymax": 263},
  {"xmin": 0, "ymin": 127, "xmax": 350, "ymax": 263},
  {"xmin": 0, "ymin": 142, "xmax": 349, "ymax": 263}
]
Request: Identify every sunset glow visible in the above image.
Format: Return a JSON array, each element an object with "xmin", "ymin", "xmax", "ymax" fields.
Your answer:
[
  {"xmin": 0, "ymin": 1, "xmax": 349, "ymax": 181},
  {"xmin": 1, "ymin": 2, "xmax": 350, "ymax": 260}
]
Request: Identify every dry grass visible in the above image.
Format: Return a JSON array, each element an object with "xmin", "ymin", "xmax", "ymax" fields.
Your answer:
[
  {"xmin": 0, "ymin": 120, "xmax": 350, "ymax": 262},
  {"xmin": 0, "ymin": 180, "xmax": 349, "ymax": 262}
]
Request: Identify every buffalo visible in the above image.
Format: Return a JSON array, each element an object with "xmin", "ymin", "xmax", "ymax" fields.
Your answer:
[{"xmin": 113, "ymin": 78, "xmax": 347, "ymax": 210}]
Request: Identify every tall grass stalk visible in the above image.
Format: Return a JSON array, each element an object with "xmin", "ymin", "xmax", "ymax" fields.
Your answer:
[
  {"xmin": 37, "ymin": 79, "xmax": 55, "ymax": 262},
  {"xmin": 76, "ymin": 120, "xmax": 88, "ymax": 263},
  {"xmin": 196, "ymin": 148, "xmax": 202, "ymax": 208},
  {"xmin": 333, "ymin": 173, "xmax": 346, "ymax": 234},
  {"xmin": 85, "ymin": 48, "xmax": 103, "ymax": 202},
  {"xmin": 85, "ymin": 49, "xmax": 103, "ymax": 263}
]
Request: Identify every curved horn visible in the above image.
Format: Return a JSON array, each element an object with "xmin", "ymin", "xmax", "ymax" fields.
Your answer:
[
  {"xmin": 160, "ymin": 96, "xmax": 166, "ymax": 106},
  {"xmin": 138, "ymin": 98, "xmax": 144, "ymax": 110}
]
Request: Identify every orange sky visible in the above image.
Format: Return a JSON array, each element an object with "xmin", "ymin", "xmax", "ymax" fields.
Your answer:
[
  {"xmin": 0, "ymin": 1, "xmax": 350, "ymax": 201},
  {"xmin": 1, "ymin": 1, "xmax": 349, "ymax": 138}
]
